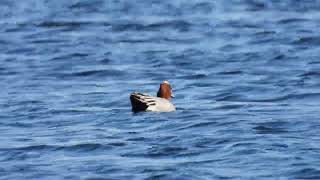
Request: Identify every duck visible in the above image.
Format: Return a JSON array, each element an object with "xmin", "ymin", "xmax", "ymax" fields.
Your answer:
[{"xmin": 130, "ymin": 81, "xmax": 176, "ymax": 112}]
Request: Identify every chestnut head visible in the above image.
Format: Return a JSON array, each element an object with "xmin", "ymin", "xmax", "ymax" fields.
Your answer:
[{"xmin": 157, "ymin": 81, "xmax": 174, "ymax": 100}]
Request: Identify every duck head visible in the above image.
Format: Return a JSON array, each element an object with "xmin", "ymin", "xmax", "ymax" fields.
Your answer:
[{"xmin": 157, "ymin": 80, "xmax": 174, "ymax": 100}]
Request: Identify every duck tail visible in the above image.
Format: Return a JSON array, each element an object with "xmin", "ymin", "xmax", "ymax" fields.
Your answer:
[{"xmin": 130, "ymin": 93, "xmax": 150, "ymax": 113}]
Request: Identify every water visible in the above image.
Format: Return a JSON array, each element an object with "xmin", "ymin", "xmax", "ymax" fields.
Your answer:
[{"xmin": 1, "ymin": 0, "xmax": 320, "ymax": 179}]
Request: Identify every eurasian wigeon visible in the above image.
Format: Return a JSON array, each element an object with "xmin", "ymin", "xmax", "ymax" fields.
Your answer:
[{"xmin": 130, "ymin": 81, "xmax": 176, "ymax": 112}]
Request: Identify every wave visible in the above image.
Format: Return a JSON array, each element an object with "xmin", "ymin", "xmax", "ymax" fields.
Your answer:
[
  {"xmin": 112, "ymin": 20, "xmax": 192, "ymax": 32},
  {"xmin": 0, "ymin": 142, "xmax": 121, "ymax": 153},
  {"xmin": 292, "ymin": 36, "xmax": 320, "ymax": 46}
]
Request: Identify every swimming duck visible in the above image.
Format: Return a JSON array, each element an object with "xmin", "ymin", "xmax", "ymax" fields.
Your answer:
[{"xmin": 130, "ymin": 81, "xmax": 176, "ymax": 112}]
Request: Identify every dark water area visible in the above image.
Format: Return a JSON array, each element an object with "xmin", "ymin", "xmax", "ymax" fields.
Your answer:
[{"xmin": 1, "ymin": 0, "xmax": 320, "ymax": 179}]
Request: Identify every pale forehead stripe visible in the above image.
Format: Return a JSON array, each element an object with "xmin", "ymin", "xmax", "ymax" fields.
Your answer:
[{"xmin": 163, "ymin": 80, "xmax": 170, "ymax": 84}]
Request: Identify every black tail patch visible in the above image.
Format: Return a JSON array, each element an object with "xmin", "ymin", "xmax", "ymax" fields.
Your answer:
[{"xmin": 130, "ymin": 93, "xmax": 150, "ymax": 113}]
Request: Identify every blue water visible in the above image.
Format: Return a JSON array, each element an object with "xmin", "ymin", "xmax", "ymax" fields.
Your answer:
[{"xmin": 1, "ymin": 0, "xmax": 320, "ymax": 179}]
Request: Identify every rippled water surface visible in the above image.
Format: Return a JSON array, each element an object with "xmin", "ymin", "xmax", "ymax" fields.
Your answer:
[{"xmin": 1, "ymin": 0, "xmax": 320, "ymax": 179}]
